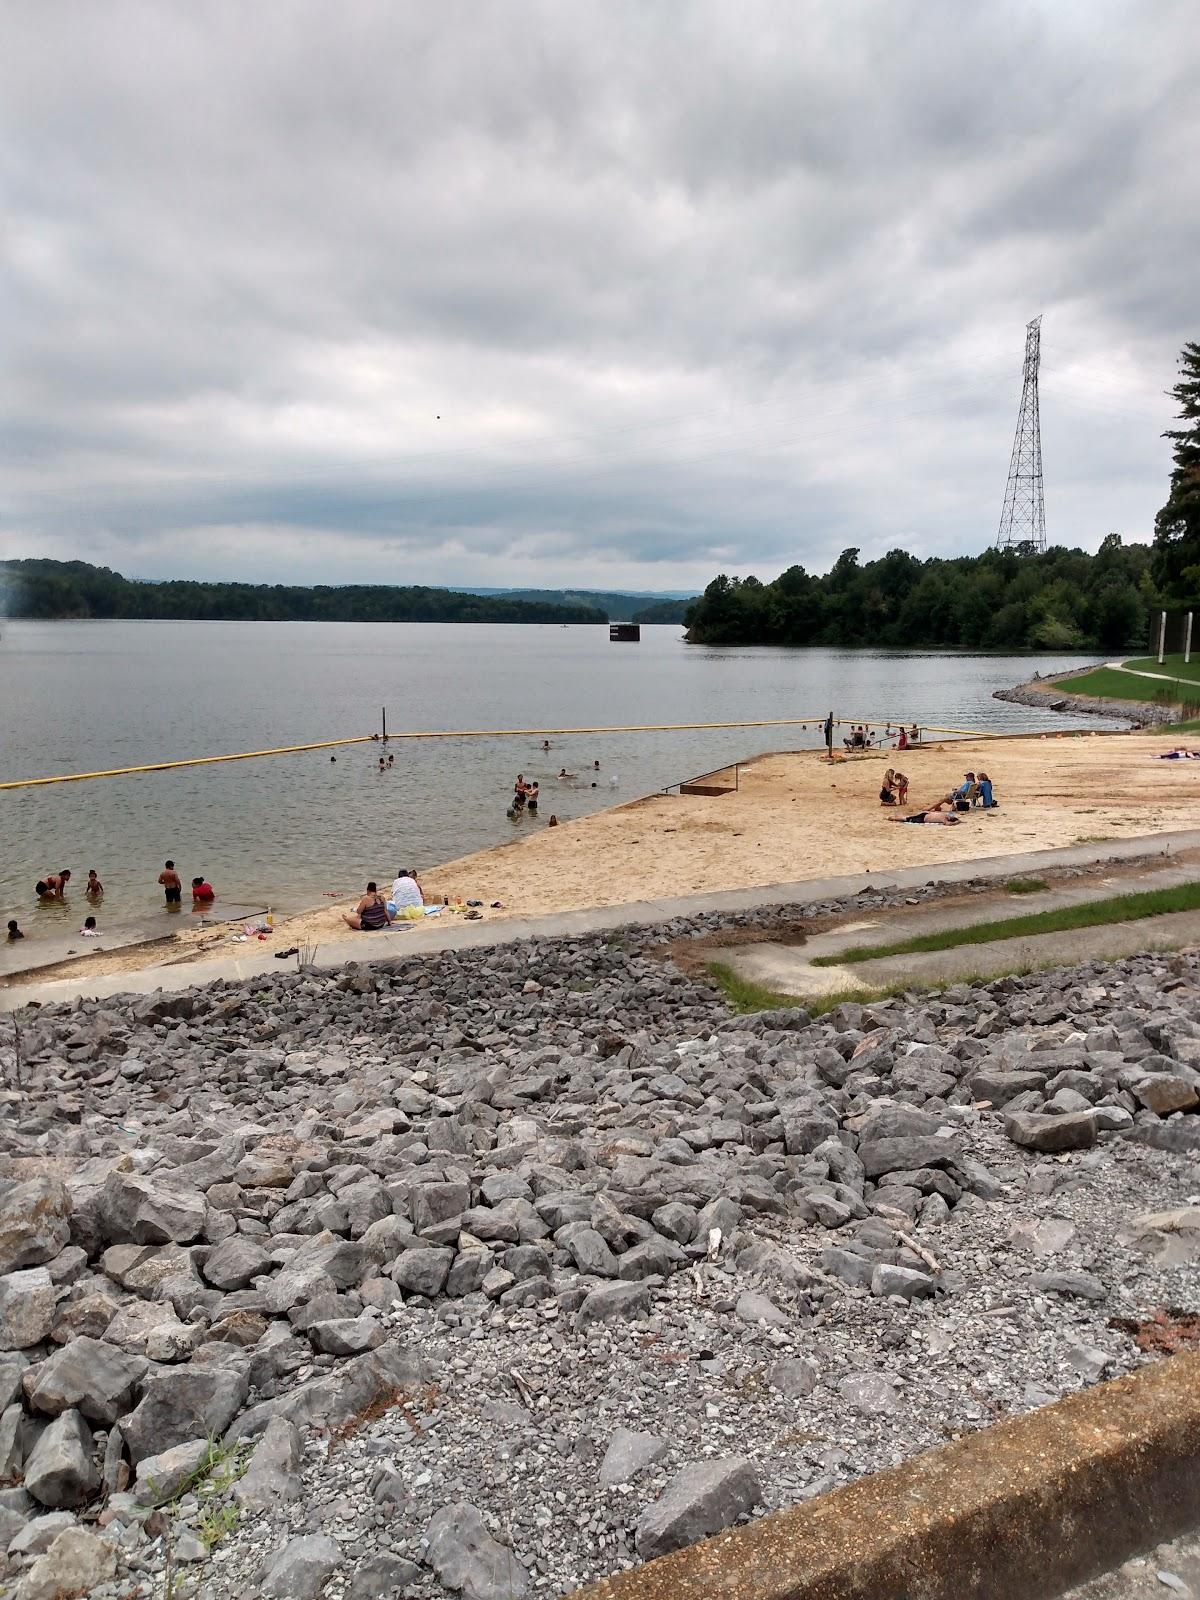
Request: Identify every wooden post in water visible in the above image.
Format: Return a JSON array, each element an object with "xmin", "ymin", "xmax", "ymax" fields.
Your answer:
[{"xmin": 382, "ymin": 707, "xmax": 388, "ymax": 742}]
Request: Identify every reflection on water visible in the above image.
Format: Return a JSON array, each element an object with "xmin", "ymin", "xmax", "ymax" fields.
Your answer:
[{"xmin": 1, "ymin": 620, "xmax": 1114, "ymax": 929}]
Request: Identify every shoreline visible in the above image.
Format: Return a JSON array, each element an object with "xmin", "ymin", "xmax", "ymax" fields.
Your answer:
[
  {"xmin": 993, "ymin": 660, "xmax": 1180, "ymax": 725},
  {"xmin": 5, "ymin": 726, "xmax": 1200, "ymax": 993}
]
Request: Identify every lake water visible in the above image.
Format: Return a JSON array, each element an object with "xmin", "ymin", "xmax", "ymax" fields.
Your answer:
[{"xmin": 1, "ymin": 621, "xmax": 1112, "ymax": 933}]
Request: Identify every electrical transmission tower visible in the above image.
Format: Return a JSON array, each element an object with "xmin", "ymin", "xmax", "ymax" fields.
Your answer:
[{"xmin": 996, "ymin": 315, "xmax": 1046, "ymax": 554}]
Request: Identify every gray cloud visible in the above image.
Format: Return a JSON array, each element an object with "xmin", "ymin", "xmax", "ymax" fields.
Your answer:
[{"xmin": 2, "ymin": 0, "xmax": 1197, "ymax": 590}]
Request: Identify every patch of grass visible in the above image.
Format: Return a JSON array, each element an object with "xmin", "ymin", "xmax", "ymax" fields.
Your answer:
[
  {"xmin": 1055, "ymin": 666, "xmax": 1170, "ymax": 703},
  {"xmin": 1126, "ymin": 653, "xmax": 1200, "ymax": 684},
  {"xmin": 810, "ymin": 881, "xmax": 1200, "ymax": 967},
  {"xmin": 706, "ymin": 961, "xmax": 803, "ymax": 1013},
  {"xmin": 1003, "ymin": 878, "xmax": 1048, "ymax": 895}
]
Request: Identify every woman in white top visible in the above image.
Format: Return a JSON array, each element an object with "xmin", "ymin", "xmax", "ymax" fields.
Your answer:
[{"xmin": 390, "ymin": 870, "xmax": 423, "ymax": 910}]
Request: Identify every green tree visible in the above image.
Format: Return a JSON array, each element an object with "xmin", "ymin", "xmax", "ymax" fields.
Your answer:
[{"xmin": 1151, "ymin": 342, "xmax": 1200, "ymax": 598}]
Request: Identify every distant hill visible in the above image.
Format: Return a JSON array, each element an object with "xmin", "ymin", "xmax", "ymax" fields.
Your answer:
[
  {"xmin": 631, "ymin": 598, "xmax": 691, "ymax": 625},
  {"xmin": 460, "ymin": 586, "xmax": 698, "ymax": 621},
  {"xmin": 0, "ymin": 559, "xmax": 606, "ymax": 625}
]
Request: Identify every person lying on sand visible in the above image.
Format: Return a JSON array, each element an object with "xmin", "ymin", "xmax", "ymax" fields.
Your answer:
[
  {"xmin": 891, "ymin": 808, "xmax": 961, "ymax": 825},
  {"xmin": 342, "ymin": 882, "xmax": 394, "ymax": 930}
]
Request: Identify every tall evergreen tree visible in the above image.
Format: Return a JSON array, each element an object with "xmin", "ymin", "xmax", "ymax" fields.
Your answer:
[{"xmin": 1151, "ymin": 341, "xmax": 1200, "ymax": 598}]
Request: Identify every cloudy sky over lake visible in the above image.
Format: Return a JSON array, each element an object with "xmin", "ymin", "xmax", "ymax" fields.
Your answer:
[{"xmin": 3, "ymin": 1, "xmax": 1197, "ymax": 592}]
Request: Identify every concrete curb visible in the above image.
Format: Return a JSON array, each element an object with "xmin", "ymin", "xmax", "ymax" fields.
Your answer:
[{"xmin": 570, "ymin": 1352, "xmax": 1200, "ymax": 1600}]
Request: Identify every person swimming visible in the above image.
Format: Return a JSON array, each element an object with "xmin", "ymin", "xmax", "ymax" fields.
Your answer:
[{"xmin": 7, "ymin": 920, "xmax": 24, "ymax": 941}]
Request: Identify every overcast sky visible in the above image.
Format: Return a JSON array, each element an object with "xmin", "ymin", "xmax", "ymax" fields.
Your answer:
[{"xmin": 2, "ymin": 2, "xmax": 1197, "ymax": 592}]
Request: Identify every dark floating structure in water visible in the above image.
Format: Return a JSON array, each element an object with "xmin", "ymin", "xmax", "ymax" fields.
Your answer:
[{"xmin": 609, "ymin": 622, "xmax": 640, "ymax": 642}]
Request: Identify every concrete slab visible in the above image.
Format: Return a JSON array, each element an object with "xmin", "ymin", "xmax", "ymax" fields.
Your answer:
[{"xmin": 4, "ymin": 829, "xmax": 1200, "ymax": 1011}]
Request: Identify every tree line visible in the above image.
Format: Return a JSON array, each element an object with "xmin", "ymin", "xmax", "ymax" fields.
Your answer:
[
  {"xmin": 0, "ymin": 560, "xmax": 606, "ymax": 625},
  {"xmin": 684, "ymin": 540, "xmax": 1152, "ymax": 651},
  {"xmin": 685, "ymin": 340, "xmax": 1200, "ymax": 652}
]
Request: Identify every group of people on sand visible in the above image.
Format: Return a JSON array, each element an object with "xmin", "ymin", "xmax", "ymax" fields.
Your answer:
[
  {"xmin": 843, "ymin": 723, "xmax": 921, "ymax": 753},
  {"xmin": 342, "ymin": 868, "xmax": 425, "ymax": 930},
  {"xmin": 889, "ymin": 769, "xmax": 998, "ymax": 826},
  {"xmin": 9, "ymin": 861, "xmax": 217, "ymax": 944}
]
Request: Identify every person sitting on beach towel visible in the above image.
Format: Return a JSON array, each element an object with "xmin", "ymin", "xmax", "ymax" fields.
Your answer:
[{"xmin": 343, "ymin": 882, "xmax": 394, "ymax": 930}]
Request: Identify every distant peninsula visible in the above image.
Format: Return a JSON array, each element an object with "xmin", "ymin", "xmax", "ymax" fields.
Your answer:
[{"xmin": 0, "ymin": 559, "xmax": 606, "ymax": 625}]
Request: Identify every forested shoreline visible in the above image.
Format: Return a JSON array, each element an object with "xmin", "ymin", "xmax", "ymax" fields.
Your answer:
[
  {"xmin": 683, "ymin": 540, "xmax": 1154, "ymax": 651},
  {"xmin": 0, "ymin": 560, "xmax": 605, "ymax": 624}
]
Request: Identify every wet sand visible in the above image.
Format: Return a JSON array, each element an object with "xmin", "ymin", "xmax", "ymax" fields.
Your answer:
[{"xmin": 8, "ymin": 730, "xmax": 1200, "ymax": 987}]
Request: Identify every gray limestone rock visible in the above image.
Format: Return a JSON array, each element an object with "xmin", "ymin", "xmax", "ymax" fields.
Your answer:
[
  {"xmin": 575, "ymin": 1280, "xmax": 651, "ymax": 1330},
  {"xmin": 1030, "ymin": 1270, "xmax": 1107, "ymax": 1302},
  {"xmin": 133, "ymin": 1438, "xmax": 211, "ymax": 1506},
  {"xmin": 349, "ymin": 1554, "xmax": 423, "ymax": 1598},
  {"xmin": 768, "ymin": 1357, "xmax": 818, "ymax": 1398},
  {"xmin": 23, "ymin": 1409, "xmax": 98, "ymax": 1509},
  {"xmin": 0, "ymin": 1269, "xmax": 58, "ymax": 1352},
  {"xmin": 97, "ymin": 1172, "xmax": 207, "ymax": 1244},
  {"xmin": 261, "ymin": 1533, "xmax": 342, "ymax": 1599},
  {"xmin": 24, "ymin": 1337, "xmax": 147, "ymax": 1425},
  {"xmin": 121, "ymin": 1365, "xmax": 248, "ymax": 1463},
  {"xmin": 871, "ymin": 1263, "xmax": 935, "ymax": 1300},
  {"xmin": 0, "ymin": 1180, "xmax": 72, "ymax": 1276},
  {"xmin": 562, "ymin": 1226, "xmax": 620, "ymax": 1278},
  {"xmin": 425, "ymin": 1501, "xmax": 530, "ymax": 1600},
  {"xmin": 1003, "ymin": 1110, "xmax": 1097, "ymax": 1152},
  {"xmin": 14, "ymin": 1527, "xmax": 116, "ymax": 1600},
  {"xmin": 597, "ymin": 1427, "xmax": 669, "ymax": 1487},
  {"xmin": 858, "ymin": 1136, "xmax": 960, "ymax": 1178},
  {"xmin": 635, "ymin": 1457, "xmax": 763, "ymax": 1560},
  {"xmin": 236, "ymin": 1416, "xmax": 303, "ymax": 1512},
  {"xmin": 839, "ymin": 1371, "xmax": 900, "ymax": 1416},
  {"xmin": 392, "ymin": 1247, "xmax": 455, "ymax": 1298},
  {"xmin": 735, "ymin": 1291, "xmax": 790, "ymax": 1326},
  {"xmin": 201, "ymin": 1234, "xmax": 271, "ymax": 1290},
  {"xmin": 307, "ymin": 1317, "xmax": 386, "ymax": 1356}
]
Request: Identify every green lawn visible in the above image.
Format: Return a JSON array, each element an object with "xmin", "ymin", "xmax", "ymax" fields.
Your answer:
[
  {"xmin": 1125, "ymin": 653, "xmax": 1200, "ymax": 683},
  {"xmin": 810, "ymin": 881, "xmax": 1200, "ymax": 967},
  {"xmin": 1056, "ymin": 666, "xmax": 1173, "ymax": 702}
]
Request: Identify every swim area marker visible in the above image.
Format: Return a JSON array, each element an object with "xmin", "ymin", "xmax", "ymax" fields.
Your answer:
[{"xmin": 0, "ymin": 715, "xmax": 1018, "ymax": 791}]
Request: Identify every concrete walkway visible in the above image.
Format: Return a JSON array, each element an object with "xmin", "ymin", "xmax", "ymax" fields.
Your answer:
[
  {"xmin": 4, "ymin": 828, "xmax": 1200, "ymax": 1011},
  {"xmin": 726, "ymin": 857, "xmax": 1200, "ymax": 999},
  {"xmin": 1104, "ymin": 660, "xmax": 1198, "ymax": 688}
]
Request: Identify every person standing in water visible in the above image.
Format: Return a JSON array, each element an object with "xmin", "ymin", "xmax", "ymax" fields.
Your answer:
[
  {"xmin": 85, "ymin": 869, "xmax": 104, "ymax": 900},
  {"xmin": 158, "ymin": 861, "xmax": 182, "ymax": 905}
]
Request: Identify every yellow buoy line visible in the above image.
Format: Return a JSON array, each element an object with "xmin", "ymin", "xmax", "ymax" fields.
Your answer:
[{"xmin": 0, "ymin": 714, "xmax": 1006, "ymax": 791}]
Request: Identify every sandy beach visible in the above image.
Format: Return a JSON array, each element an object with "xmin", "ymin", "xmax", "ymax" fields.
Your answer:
[{"xmin": 9, "ymin": 727, "xmax": 1200, "ymax": 989}]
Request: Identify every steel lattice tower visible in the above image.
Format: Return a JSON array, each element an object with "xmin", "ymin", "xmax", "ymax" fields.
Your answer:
[{"xmin": 996, "ymin": 315, "xmax": 1046, "ymax": 554}]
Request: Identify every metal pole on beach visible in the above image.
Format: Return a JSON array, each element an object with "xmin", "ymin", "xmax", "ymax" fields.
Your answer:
[
  {"xmin": 1186, "ymin": 613, "xmax": 1193, "ymax": 666},
  {"xmin": 1158, "ymin": 612, "xmax": 1167, "ymax": 665}
]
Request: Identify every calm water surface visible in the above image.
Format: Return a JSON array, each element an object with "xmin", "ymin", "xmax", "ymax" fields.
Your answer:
[{"xmin": 2, "ymin": 621, "xmax": 1109, "ymax": 932}]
